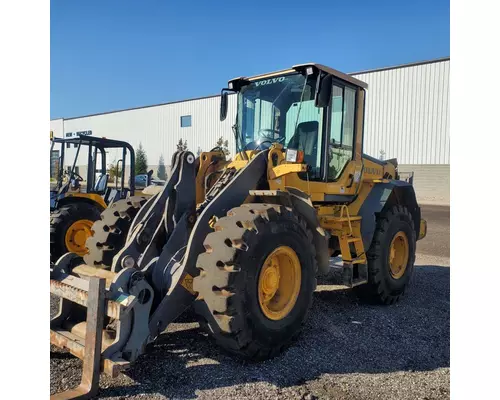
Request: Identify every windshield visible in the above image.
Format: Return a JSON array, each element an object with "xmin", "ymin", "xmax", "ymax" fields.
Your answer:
[{"xmin": 237, "ymin": 72, "xmax": 324, "ymax": 178}]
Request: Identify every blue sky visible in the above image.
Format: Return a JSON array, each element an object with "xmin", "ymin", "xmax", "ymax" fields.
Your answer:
[{"xmin": 50, "ymin": 0, "xmax": 449, "ymax": 119}]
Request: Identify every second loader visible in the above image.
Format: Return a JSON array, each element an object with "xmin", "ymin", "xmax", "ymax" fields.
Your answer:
[
  {"xmin": 50, "ymin": 135, "xmax": 142, "ymax": 262},
  {"xmin": 50, "ymin": 62, "xmax": 426, "ymax": 399}
]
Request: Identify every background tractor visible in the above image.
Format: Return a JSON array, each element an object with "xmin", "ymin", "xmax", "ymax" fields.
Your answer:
[
  {"xmin": 50, "ymin": 63, "xmax": 426, "ymax": 399},
  {"xmin": 50, "ymin": 134, "xmax": 141, "ymax": 262}
]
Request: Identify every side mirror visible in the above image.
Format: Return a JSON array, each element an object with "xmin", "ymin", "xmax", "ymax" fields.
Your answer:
[
  {"xmin": 314, "ymin": 74, "xmax": 332, "ymax": 108},
  {"xmin": 220, "ymin": 91, "xmax": 228, "ymax": 121}
]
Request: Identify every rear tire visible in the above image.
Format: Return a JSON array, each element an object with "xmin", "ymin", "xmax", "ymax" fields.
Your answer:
[
  {"xmin": 50, "ymin": 202, "xmax": 102, "ymax": 262},
  {"xmin": 355, "ymin": 205, "xmax": 416, "ymax": 304},
  {"xmin": 193, "ymin": 204, "xmax": 317, "ymax": 360},
  {"xmin": 84, "ymin": 196, "xmax": 147, "ymax": 268}
]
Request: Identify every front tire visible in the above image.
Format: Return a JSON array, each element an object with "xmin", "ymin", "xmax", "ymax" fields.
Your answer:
[
  {"xmin": 355, "ymin": 205, "xmax": 417, "ymax": 304},
  {"xmin": 193, "ymin": 204, "xmax": 317, "ymax": 360},
  {"xmin": 50, "ymin": 202, "xmax": 102, "ymax": 262},
  {"xmin": 84, "ymin": 196, "xmax": 147, "ymax": 268}
]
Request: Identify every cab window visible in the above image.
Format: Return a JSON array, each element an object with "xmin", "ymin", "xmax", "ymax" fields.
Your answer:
[{"xmin": 328, "ymin": 85, "xmax": 356, "ymax": 181}]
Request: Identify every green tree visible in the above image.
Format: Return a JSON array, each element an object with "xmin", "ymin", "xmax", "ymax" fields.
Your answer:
[
  {"xmin": 215, "ymin": 136, "xmax": 230, "ymax": 156},
  {"xmin": 157, "ymin": 154, "xmax": 166, "ymax": 180},
  {"xmin": 108, "ymin": 161, "xmax": 122, "ymax": 181},
  {"xmin": 176, "ymin": 138, "xmax": 188, "ymax": 151},
  {"xmin": 135, "ymin": 143, "xmax": 148, "ymax": 175}
]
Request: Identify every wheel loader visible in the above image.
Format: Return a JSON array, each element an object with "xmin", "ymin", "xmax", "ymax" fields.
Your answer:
[
  {"xmin": 50, "ymin": 63, "xmax": 427, "ymax": 399},
  {"xmin": 50, "ymin": 134, "xmax": 140, "ymax": 262}
]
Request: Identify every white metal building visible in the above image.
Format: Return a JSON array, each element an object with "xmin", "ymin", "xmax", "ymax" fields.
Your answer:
[{"xmin": 50, "ymin": 57, "xmax": 450, "ymax": 204}]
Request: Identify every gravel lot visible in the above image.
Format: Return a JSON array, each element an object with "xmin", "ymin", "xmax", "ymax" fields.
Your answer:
[
  {"xmin": 51, "ymin": 206, "xmax": 450, "ymax": 399},
  {"xmin": 50, "ymin": 256, "xmax": 449, "ymax": 400}
]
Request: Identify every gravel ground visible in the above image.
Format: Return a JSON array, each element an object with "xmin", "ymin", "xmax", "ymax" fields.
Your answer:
[{"xmin": 50, "ymin": 253, "xmax": 449, "ymax": 400}]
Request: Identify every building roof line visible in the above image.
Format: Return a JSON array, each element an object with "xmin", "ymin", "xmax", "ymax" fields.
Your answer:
[
  {"xmin": 349, "ymin": 56, "xmax": 450, "ymax": 76},
  {"xmin": 51, "ymin": 56, "xmax": 449, "ymax": 122},
  {"xmin": 53, "ymin": 93, "xmax": 223, "ymax": 122}
]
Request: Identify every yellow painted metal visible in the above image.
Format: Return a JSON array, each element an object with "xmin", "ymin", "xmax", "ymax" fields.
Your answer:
[
  {"xmin": 236, "ymin": 68, "xmax": 296, "ymax": 82},
  {"xmin": 226, "ymin": 159, "xmax": 249, "ymax": 170},
  {"xmin": 195, "ymin": 150, "xmax": 227, "ymax": 204},
  {"xmin": 64, "ymin": 219, "xmax": 94, "ymax": 255},
  {"xmin": 269, "ymin": 163, "xmax": 307, "ymax": 179},
  {"xmin": 419, "ymin": 218, "xmax": 427, "ymax": 240},
  {"xmin": 65, "ymin": 193, "xmax": 107, "ymax": 210},
  {"xmin": 226, "ymin": 150, "xmax": 256, "ymax": 170},
  {"xmin": 319, "ymin": 206, "xmax": 367, "ymax": 265},
  {"xmin": 389, "ymin": 231, "xmax": 409, "ymax": 279},
  {"xmin": 180, "ymin": 273, "xmax": 195, "ymax": 295},
  {"xmin": 258, "ymin": 246, "xmax": 301, "ymax": 321}
]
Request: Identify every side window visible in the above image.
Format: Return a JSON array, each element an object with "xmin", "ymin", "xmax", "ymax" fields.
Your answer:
[{"xmin": 328, "ymin": 85, "xmax": 356, "ymax": 181}]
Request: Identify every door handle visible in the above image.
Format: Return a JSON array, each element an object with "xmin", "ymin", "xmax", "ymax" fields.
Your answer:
[{"xmin": 346, "ymin": 174, "xmax": 354, "ymax": 188}]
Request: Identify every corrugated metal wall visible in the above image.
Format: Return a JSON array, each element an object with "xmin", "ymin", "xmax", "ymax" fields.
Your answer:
[
  {"xmin": 352, "ymin": 59, "xmax": 449, "ymax": 164},
  {"xmin": 50, "ymin": 96, "xmax": 238, "ymax": 170}
]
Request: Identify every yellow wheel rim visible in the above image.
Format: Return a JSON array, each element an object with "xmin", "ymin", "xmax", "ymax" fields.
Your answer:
[
  {"xmin": 389, "ymin": 231, "xmax": 409, "ymax": 279},
  {"xmin": 64, "ymin": 219, "xmax": 94, "ymax": 256},
  {"xmin": 258, "ymin": 246, "xmax": 301, "ymax": 321}
]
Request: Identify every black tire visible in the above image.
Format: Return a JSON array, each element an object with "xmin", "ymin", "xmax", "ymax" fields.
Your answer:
[
  {"xmin": 193, "ymin": 203, "xmax": 317, "ymax": 361},
  {"xmin": 50, "ymin": 202, "xmax": 102, "ymax": 262},
  {"xmin": 355, "ymin": 205, "xmax": 417, "ymax": 304},
  {"xmin": 84, "ymin": 196, "xmax": 147, "ymax": 268}
]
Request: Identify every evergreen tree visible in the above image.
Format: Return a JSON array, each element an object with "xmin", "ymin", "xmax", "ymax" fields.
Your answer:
[
  {"xmin": 215, "ymin": 136, "xmax": 230, "ymax": 156},
  {"xmin": 135, "ymin": 143, "xmax": 148, "ymax": 175},
  {"xmin": 108, "ymin": 161, "xmax": 122, "ymax": 181},
  {"xmin": 157, "ymin": 154, "xmax": 166, "ymax": 180},
  {"xmin": 176, "ymin": 138, "xmax": 188, "ymax": 151}
]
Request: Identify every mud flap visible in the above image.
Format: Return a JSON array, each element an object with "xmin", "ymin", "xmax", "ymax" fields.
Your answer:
[{"xmin": 359, "ymin": 181, "xmax": 421, "ymax": 251}]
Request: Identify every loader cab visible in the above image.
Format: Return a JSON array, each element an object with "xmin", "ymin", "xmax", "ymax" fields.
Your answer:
[
  {"xmin": 50, "ymin": 135, "xmax": 137, "ymax": 210},
  {"xmin": 222, "ymin": 63, "xmax": 368, "ymax": 202}
]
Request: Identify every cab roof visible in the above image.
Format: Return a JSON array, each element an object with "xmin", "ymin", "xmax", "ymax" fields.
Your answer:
[
  {"xmin": 230, "ymin": 62, "xmax": 368, "ymax": 90},
  {"xmin": 51, "ymin": 134, "xmax": 133, "ymax": 149}
]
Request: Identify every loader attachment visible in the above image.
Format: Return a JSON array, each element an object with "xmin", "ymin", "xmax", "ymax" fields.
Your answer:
[
  {"xmin": 50, "ymin": 252, "xmax": 154, "ymax": 399},
  {"xmin": 50, "ymin": 149, "xmax": 269, "ymax": 399},
  {"xmin": 50, "ymin": 276, "xmax": 105, "ymax": 400}
]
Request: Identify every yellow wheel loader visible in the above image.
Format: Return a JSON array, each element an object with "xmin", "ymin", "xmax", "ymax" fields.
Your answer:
[
  {"xmin": 50, "ymin": 63, "xmax": 426, "ymax": 399},
  {"xmin": 50, "ymin": 135, "xmax": 143, "ymax": 262}
]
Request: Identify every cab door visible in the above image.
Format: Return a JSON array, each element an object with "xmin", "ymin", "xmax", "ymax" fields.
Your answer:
[{"xmin": 323, "ymin": 82, "xmax": 365, "ymax": 200}]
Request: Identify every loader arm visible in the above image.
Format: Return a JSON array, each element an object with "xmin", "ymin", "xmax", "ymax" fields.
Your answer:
[{"xmin": 50, "ymin": 149, "xmax": 269, "ymax": 399}]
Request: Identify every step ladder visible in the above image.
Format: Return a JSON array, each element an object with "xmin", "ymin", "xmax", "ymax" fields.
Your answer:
[{"xmin": 320, "ymin": 205, "xmax": 368, "ymax": 287}]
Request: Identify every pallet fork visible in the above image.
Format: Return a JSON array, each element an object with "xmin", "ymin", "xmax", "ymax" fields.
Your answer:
[
  {"xmin": 50, "ymin": 276, "xmax": 105, "ymax": 400},
  {"xmin": 50, "ymin": 256, "xmax": 142, "ymax": 399}
]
